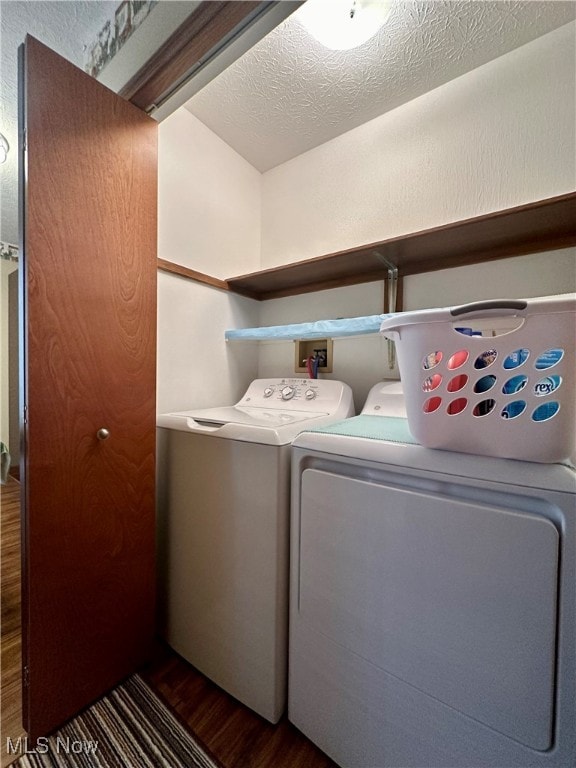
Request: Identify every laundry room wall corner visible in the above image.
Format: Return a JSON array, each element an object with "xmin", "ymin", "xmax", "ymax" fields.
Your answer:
[
  {"xmin": 157, "ymin": 273, "xmax": 259, "ymax": 413},
  {"xmin": 158, "ymin": 107, "xmax": 261, "ymax": 277},
  {"xmin": 259, "ymin": 21, "xmax": 575, "ymax": 268},
  {"xmin": 156, "ymin": 106, "xmax": 262, "ymax": 412}
]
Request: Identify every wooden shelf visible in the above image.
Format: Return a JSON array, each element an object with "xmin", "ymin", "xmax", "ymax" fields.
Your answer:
[{"xmin": 225, "ymin": 192, "xmax": 576, "ymax": 301}]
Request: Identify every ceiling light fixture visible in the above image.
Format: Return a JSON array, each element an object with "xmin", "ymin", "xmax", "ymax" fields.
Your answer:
[
  {"xmin": 297, "ymin": 0, "xmax": 393, "ymax": 51},
  {"xmin": 0, "ymin": 133, "xmax": 9, "ymax": 164}
]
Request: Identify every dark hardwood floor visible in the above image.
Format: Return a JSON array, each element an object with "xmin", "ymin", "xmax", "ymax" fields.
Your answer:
[
  {"xmin": 141, "ymin": 646, "xmax": 335, "ymax": 768},
  {"xmin": 0, "ymin": 477, "xmax": 25, "ymax": 768},
  {"xmin": 1, "ymin": 476, "xmax": 335, "ymax": 768},
  {"xmin": 142, "ymin": 645, "xmax": 337, "ymax": 768}
]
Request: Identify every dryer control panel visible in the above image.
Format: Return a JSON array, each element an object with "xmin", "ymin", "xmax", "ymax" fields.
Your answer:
[{"xmin": 362, "ymin": 381, "xmax": 407, "ymax": 417}]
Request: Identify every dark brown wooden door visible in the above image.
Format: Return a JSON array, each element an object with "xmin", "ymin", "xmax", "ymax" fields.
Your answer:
[{"xmin": 19, "ymin": 36, "xmax": 157, "ymax": 739}]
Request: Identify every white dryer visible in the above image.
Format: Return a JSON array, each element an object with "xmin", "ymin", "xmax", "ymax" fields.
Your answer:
[
  {"xmin": 156, "ymin": 378, "xmax": 354, "ymax": 723},
  {"xmin": 289, "ymin": 382, "xmax": 575, "ymax": 767}
]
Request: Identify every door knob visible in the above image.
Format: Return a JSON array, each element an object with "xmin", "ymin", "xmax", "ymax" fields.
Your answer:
[{"xmin": 96, "ymin": 428, "xmax": 110, "ymax": 441}]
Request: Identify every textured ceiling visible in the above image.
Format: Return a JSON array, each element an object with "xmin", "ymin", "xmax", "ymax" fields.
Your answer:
[
  {"xmin": 0, "ymin": 1, "xmax": 200, "ymax": 244},
  {"xmin": 185, "ymin": 1, "xmax": 576, "ymax": 172},
  {"xmin": 0, "ymin": 1, "xmax": 118, "ymax": 244}
]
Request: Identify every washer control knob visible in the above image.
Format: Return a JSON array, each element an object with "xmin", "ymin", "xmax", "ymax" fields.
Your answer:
[
  {"xmin": 280, "ymin": 385, "xmax": 295, "ymax": 400},
  {"xmin": 263, "ymin": 386, "xmax": 274, "ymax": 398},
  {"xmin": 305, "ymin": 389, "xmax": 316, "ymax": 400}
]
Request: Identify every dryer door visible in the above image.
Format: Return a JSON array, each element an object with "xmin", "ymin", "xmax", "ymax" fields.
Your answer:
[{"xmin": 296, "ymin": 469, "xmax": 559, "ymax": 751}]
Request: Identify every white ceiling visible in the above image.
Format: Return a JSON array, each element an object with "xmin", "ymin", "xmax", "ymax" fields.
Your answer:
[{"xmin": 184, "ymin": 0, "xmax": 576, "ymax": 172}]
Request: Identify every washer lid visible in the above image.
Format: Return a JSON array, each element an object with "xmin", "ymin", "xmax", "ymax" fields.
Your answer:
[
  {"xmin": 157, "ymin": 378, "xmax": 356, "ymax": 445},
  {"xmin": 156, "ymin": 405, "xmax": 335, "ymax": 445},
  {"xmin": 170, "ymin": 405, "xmax": 328, "ymax": 428}
]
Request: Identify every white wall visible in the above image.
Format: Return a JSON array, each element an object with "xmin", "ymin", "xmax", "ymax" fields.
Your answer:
[
  {"xmin": 257, "ymin": 282, "xmax": 387, "ymax": 412},
  {"xmin": 158, "ymin": 108, "xmax": 261, "ymax": 279},
  {"xmin": 157, "ymin": 272, "xmax": 259, "ymax": 412},
  {"xmin": 157, "ymin": 108, "xmax": 262, "ymax": 411},
  {"xmin": 402, "ymin": 249, "xmax": 576, "ymax": 311},
  {"xmin": 260, "ymin": 22, "xmax": 576, "ymax": 268}
]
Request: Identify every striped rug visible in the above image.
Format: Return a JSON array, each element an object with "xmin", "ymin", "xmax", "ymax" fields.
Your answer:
[{"xmin": 10, "ymin": 675, "xmax": 221, "ymax": 768}]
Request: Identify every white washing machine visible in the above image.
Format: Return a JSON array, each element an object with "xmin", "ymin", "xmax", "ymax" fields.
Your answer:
[
  {"xmin": 156, "ymin": 378, "xmax": 354, "ymax": 723},
  {"xmin": 289, "ymin": 382, "xmax": 575, "ymax": 767}
]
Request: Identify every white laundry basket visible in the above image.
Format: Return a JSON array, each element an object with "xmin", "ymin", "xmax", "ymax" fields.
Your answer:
[{"xmin": 380, "ymin": 294, "xmax": 575, "ymax": 463}]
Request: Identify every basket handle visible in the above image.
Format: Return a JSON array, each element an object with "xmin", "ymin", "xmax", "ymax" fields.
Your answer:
[{"xmin": 450, "ymin": 300, "xmax": 527, "ymax": 318}]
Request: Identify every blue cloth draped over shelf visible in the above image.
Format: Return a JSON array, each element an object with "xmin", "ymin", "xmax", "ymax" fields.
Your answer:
[{"xmin": 225, "ymin": 314, "xmax": 395, "ymax": 341}]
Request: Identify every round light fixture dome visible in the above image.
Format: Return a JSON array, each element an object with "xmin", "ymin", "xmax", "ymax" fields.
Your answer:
[{"xmin": 297, "ymin": 0, "xmax": 393, "ymax": 51}]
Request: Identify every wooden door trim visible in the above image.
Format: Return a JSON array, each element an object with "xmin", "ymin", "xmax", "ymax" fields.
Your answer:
[{"xmin": 121, "ymin": 1, "xmax": 267, "ymax": 111}]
